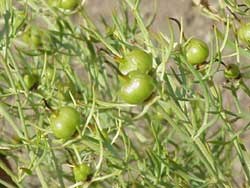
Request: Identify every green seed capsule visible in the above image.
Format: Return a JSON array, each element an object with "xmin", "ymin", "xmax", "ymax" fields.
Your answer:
[
  {"xmin": 73, "ymin": 164, "xmax": 91, "ymax": 182},
  {"xmin": 185, "ymin": 38, "xmax": 209, "ymax": 65},
  {"xmin": 119, "ymin": 49, "xmax": 153, "ymax": 75},
  {"xmin": 59, "ymin": 0, "xmax": 79, "ymax": 10},
  {"xmin": 120, "ymin": 72, "xmax": 155, "ymax": 104},
  {"xmin": 224, "ymin": 64, "xmax": 240, "ymax": 79},
  {"xmin": 238, "ymin": 23, "xmax": 250, "ymax": 45},
  {"xmin": 50, "ymin": 106, "xmax": 80, "ymax": 139}
]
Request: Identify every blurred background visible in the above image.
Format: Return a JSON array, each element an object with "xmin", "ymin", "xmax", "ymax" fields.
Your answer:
[{"xmin": 85, "ymin": 0, "xmax": 213, "ymax": 39}]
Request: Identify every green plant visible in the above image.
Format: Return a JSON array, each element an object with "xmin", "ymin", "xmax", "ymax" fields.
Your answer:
[
  {"xmin": 50, "ymin": 106, "xmax": 80, "ymax": 139},
  {"xmin": 21, "ymin": 25, "xmax": 52, "ymax": 51},
  {"xmin": 45, "ymin": 67, "xmax": 54, "ymax": 82},
  {"xmin": 1, "ymin": 0, "xmax": 250, "ymax": 187},
  {"xmin": 22, "ymin": 26, "xmax": 43, "ymax": 48}
]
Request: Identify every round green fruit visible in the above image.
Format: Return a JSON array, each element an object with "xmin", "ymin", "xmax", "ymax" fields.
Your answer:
[
  {"xmin": 224, "ymin": 64, "xmax": 240, "ymax": 79},
  {"xmin": 120, "ymin": 72, "xmax": 155, "ymax": 104},
  {"xmin": 73, "ymin": 163, "xmax": 91, "ymax": 182},
  {"xmin": 185, "ymin": 38, "xmax": 209, "ymax": 65},
  {"xmin": 238, "ymin": 23, "xmax": 250, "ymax": 45},
  {"xmin": 50, "ymin": 106, "xmax": 80, "ymax": 139},
  {"xmin": 59, "ymin": 0, "xmax": 79, "ymax": 10},
  {"xmin": 119, "ymin": 49, "xmax": 153, "ymax": 75}
]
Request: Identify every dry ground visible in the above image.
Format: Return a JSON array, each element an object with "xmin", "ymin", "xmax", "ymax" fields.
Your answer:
[{"xmin": 85, "ymin": 0, "xmax": 213, "ymax": 39}]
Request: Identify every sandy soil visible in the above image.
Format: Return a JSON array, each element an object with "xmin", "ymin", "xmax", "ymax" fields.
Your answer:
[{"xmin": 85, "ymin": 0, "xmax": 212, "ymax": 39}]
